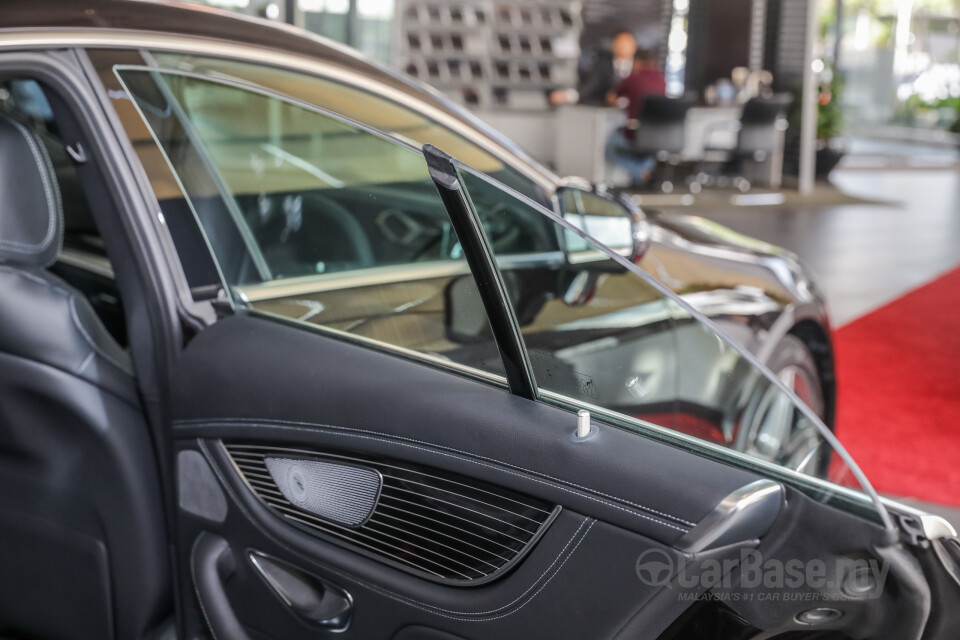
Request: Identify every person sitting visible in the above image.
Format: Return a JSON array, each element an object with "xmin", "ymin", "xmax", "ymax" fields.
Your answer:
[
  {"xmin": 549, "ymin": 29, "xmax": 637, "ymax": 106},
  {"xmin": 605, "ymin": 49, "xmax": 667, "ymax": 187}
]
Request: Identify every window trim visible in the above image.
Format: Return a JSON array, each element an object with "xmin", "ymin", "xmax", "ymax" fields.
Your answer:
[{"xmin": 424, "ymin": 145, "xmax": 538, "ymax": 400}]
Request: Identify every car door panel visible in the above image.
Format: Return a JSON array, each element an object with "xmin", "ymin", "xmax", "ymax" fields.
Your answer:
[
  {"xmin": 172, "ymin": 314, "xmax": 761, "ymax": 545},
  {"xmin": 166, "ymin": 241, "xmax": 909, "ymax": 640},
  {"xmin": 170, "ymin": 315, "xmax": 914, "ymax": 639},
  {"xmin": 165, "ymin": 313, "xmax": 789, "ymax": 639},
  {"xmin": 77, "ymin": 52, "xmax": 951, "ymax": 639}
]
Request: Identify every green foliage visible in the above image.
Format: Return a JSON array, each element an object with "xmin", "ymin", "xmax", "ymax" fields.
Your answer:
[
  {"xmin": 817, "ymin": 70, "xmax": 845, "ymax": 140},
  {"xmin": 897, "ymin": 95, "xmax": 960, "ymax": 132}
]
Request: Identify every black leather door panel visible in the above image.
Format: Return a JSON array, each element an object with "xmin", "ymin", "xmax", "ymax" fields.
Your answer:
[
  {"xmin": 172, "ymin": 314, "xmax": 760, "ymax": 545},
  {"xmin": 168, "ymin": 313, "xmax": 780, "ymax": 638},
  {"xmin": 181, "ymin": 436, "xmax": 685, "ymax": 640}
]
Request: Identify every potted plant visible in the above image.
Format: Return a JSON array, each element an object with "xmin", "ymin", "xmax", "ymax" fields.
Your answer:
[{"xmin": 815, "ymin": 68, "xmax": 845, "ymax": 177}]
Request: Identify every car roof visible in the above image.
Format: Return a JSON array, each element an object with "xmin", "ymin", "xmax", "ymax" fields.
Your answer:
[
  {"xmin": 3, "ymin": 0, "xmax": 429, "ymax": 101},
  {"xmin": 1, "ymin": 0, "xmax": 552, "ymax": 183}
]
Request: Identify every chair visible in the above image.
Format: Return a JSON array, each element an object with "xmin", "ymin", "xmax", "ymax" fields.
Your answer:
[
  {"xmin": 0, "ymin": 112, "xmax": 170, "ymax": 639},
  {"xmin": 699, "ymin": 94, "xmax": 793, "ymax": 191},
  {"xmin": 628, "ymin": 94, "xmax": 697, "ymax": 193}
]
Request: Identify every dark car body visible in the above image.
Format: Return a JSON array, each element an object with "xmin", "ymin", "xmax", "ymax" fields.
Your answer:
[{"xmin": 1, "ymin": 3, "xmax": 956, "ymax": 640}]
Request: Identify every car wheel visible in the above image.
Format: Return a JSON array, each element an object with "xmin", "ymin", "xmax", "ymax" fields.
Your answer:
[{"xmin": 738, "ymin": 335, "xmax": 830, "ymax": 476}]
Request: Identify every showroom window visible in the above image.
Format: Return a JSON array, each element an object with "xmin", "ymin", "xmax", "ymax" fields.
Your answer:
[{"xmin": 114, "ymin": 67, "xmax": 514, "ymax": 380}]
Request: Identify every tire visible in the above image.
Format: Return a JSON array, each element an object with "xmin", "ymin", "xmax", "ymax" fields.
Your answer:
[{"xmin": 737, "ymin": 335, "xmax": 831, "ymax": 477}]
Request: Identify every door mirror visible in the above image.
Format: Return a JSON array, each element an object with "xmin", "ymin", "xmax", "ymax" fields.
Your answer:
[{"xmin": 555, "ymin": 180, "xmax": 649, "ymax": 263}]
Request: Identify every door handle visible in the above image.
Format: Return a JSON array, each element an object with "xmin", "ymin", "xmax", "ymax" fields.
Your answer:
[
  {"xmin": 191, "ymin": 532, "xmax": 252, "ymax": 640},
  {"xmin": 248, "ymin": 551, "xmax": 353, "ymax": 630},
  {"xmin": 674, "ymin": 479, "xmax": 784, "ymax": 553}
]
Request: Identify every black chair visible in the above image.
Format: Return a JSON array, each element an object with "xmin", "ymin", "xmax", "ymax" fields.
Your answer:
[
  {"xmin": 627, "ymin": 94, "xmax": 696, "ymax": 193},
  {"xmin": 0, "ymin": 112, "xmax": 171, "ymax": 639},
  {"xmin": 699, "ymin": 94, "xmax": 793, "ymax": 191}
]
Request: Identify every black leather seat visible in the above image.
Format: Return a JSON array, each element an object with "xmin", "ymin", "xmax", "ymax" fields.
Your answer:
[{"xmin": 0, "ymin": 114, "xmax": 170, "ymax": 638}]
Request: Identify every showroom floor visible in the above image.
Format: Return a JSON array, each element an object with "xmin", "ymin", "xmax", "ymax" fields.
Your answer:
[
  {"xmin": 665, "ymin": 167, "xmax": 960, "ymax": 529},
  {"xmin": 688, "ymin": 169, "xmax": 960, "ymax": 327}
]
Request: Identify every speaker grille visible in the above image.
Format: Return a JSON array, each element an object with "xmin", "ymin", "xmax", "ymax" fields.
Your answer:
[
  {"xmin": 224, "ymin": 443, "xmax": 558, "ymax": 584},
  {"xmin": 265, "ymin": 457, "xmax": 381, "ymax": 527}
]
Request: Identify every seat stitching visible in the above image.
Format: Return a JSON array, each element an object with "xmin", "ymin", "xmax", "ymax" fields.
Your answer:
[
  {"xmin": 0, "ymin": 120, "xmax": 59, "ymax": 255},
  {"xmin": 182, "ymin": 418, "xmax": 693, "ymax": 530}
]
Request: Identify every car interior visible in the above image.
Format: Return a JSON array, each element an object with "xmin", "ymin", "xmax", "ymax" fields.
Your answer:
[
  {"xmin": 0, "ymin": 77, "xmax": 172, "ymax": 639},
  {"xmin": 0, "ymin": 79, "xmax": 126, "ymax": 343},
  {"xmin": 0, "ymin": 64, "xmax": 949, "ymax": 640}
]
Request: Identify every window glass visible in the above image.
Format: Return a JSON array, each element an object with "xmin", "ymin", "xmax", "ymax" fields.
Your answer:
[
  {"xmin": 115, "ymin": 67, "xmax": 507, "ymax": 379},
  {"xmin": 146, "ymin": 52, "xmax": 549, "ymax": 206},
  {"xmin": 456, "ymin": 166, "xmax": 875, "ymax": 513}
]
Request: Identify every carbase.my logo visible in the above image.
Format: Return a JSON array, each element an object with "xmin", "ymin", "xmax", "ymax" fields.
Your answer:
[{"xmin": 636, "ymin": 548, "xmax": 887, "ymax": 599}]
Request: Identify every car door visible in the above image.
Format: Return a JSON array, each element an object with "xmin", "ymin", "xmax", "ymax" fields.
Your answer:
[{"xmin": 93, "ymin": 59, "xmax": 960, "ymax": 640}]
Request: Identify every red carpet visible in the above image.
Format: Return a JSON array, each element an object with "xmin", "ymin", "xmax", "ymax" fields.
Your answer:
[{"xmin": 834, "ymin": 266, "xmax": 960, "ymax": 508}]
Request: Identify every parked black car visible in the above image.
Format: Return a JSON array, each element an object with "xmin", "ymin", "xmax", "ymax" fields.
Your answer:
[{"xmin": 0, "ymin": 2, "xmax": 957, "ymax": 640}]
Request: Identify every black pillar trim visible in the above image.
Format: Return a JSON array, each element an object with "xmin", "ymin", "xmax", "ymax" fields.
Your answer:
[{"xmin": 422, "ymin": 144, "xmax": 538, "ymax": 401}]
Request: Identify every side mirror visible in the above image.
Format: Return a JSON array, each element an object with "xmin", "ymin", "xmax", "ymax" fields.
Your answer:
[{"xmin": 554, "ymin": 180, "xmax": 650, "ymax": 264}]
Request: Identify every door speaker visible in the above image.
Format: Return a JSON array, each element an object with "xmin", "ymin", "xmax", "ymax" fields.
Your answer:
[{"xmin": 265, "ymin": 457, "xmax": 382, "ymax": 527}]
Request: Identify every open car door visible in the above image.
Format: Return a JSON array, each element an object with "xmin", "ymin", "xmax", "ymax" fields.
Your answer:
[{"xmin": 106, "ymin": 65, "xmax": 960, "ymax": 640}]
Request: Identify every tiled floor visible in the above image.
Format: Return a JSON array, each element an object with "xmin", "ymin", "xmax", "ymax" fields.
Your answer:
[
  {"xmin": 665, "ymin": 168, "xmax": 960, "ymax": 529},
  {"xmin": 681, "ymin": 169, "xmax": 960, "ymax": 327}
]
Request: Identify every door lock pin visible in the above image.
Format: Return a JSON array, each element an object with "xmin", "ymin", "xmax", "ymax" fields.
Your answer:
[
  {"xmin": 571, "ymin": 410, "xmax": 597, "ymax": 442},
  {"xmin": 576, "ymin": 410, "xmax": 591, "ymax": 438},
  {"xmin": 570, "ymin": 409, "xmax": 597, "ymax": 442}
]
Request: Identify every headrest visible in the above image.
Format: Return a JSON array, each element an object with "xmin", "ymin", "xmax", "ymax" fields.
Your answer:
[{"xmin": 0, "ymin": 114, "xmax": 63, "ymax": 268}]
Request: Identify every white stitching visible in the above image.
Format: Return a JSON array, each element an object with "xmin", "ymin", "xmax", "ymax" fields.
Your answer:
[
  {"xmin": 0, "ymin": 119, "xmax": 60, "ymax": 256},
  {"xmin": 199, "ymin": 440, "xmax": 596, "ymax": 622},
  {"xmin": 181, "ymin": 418, "xmax": 693, "ymax": 531},
  {"xmin": 0, "ymin": 265, "xmax": 71, "ymax": 292},
  {"xmin": 184, "ymin": 417, "xmax": 694, "ymax": 527}
]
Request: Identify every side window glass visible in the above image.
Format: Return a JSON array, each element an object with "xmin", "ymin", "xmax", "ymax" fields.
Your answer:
[
  {"xmin": 115, "ymin": 68, "xmax": 506, "ymax": 379},
  {"xmin": 457, "ymin": 173, "xmax": 675, "ymax": 417},
  {"xmin": 454, "ymin": 166, "xmax": 879, "ymax": 516},
  {"xmin": 145, "ymin": 52, "xmax": 551, "ymax": 208}
]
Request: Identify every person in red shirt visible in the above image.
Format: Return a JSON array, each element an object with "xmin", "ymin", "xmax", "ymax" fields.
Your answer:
[
  {"xmin": 611, "ymin": 49, "xmax": 667, "ymax": 135},
  {"xmin": 605, "ymin": 49, "xmax": 667, "ymax": 186}
]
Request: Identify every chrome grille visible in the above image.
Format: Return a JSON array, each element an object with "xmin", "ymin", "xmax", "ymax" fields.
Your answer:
[{"xmin": 224, "ymin": 443, "xmax": 558, "ymax": 584}]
